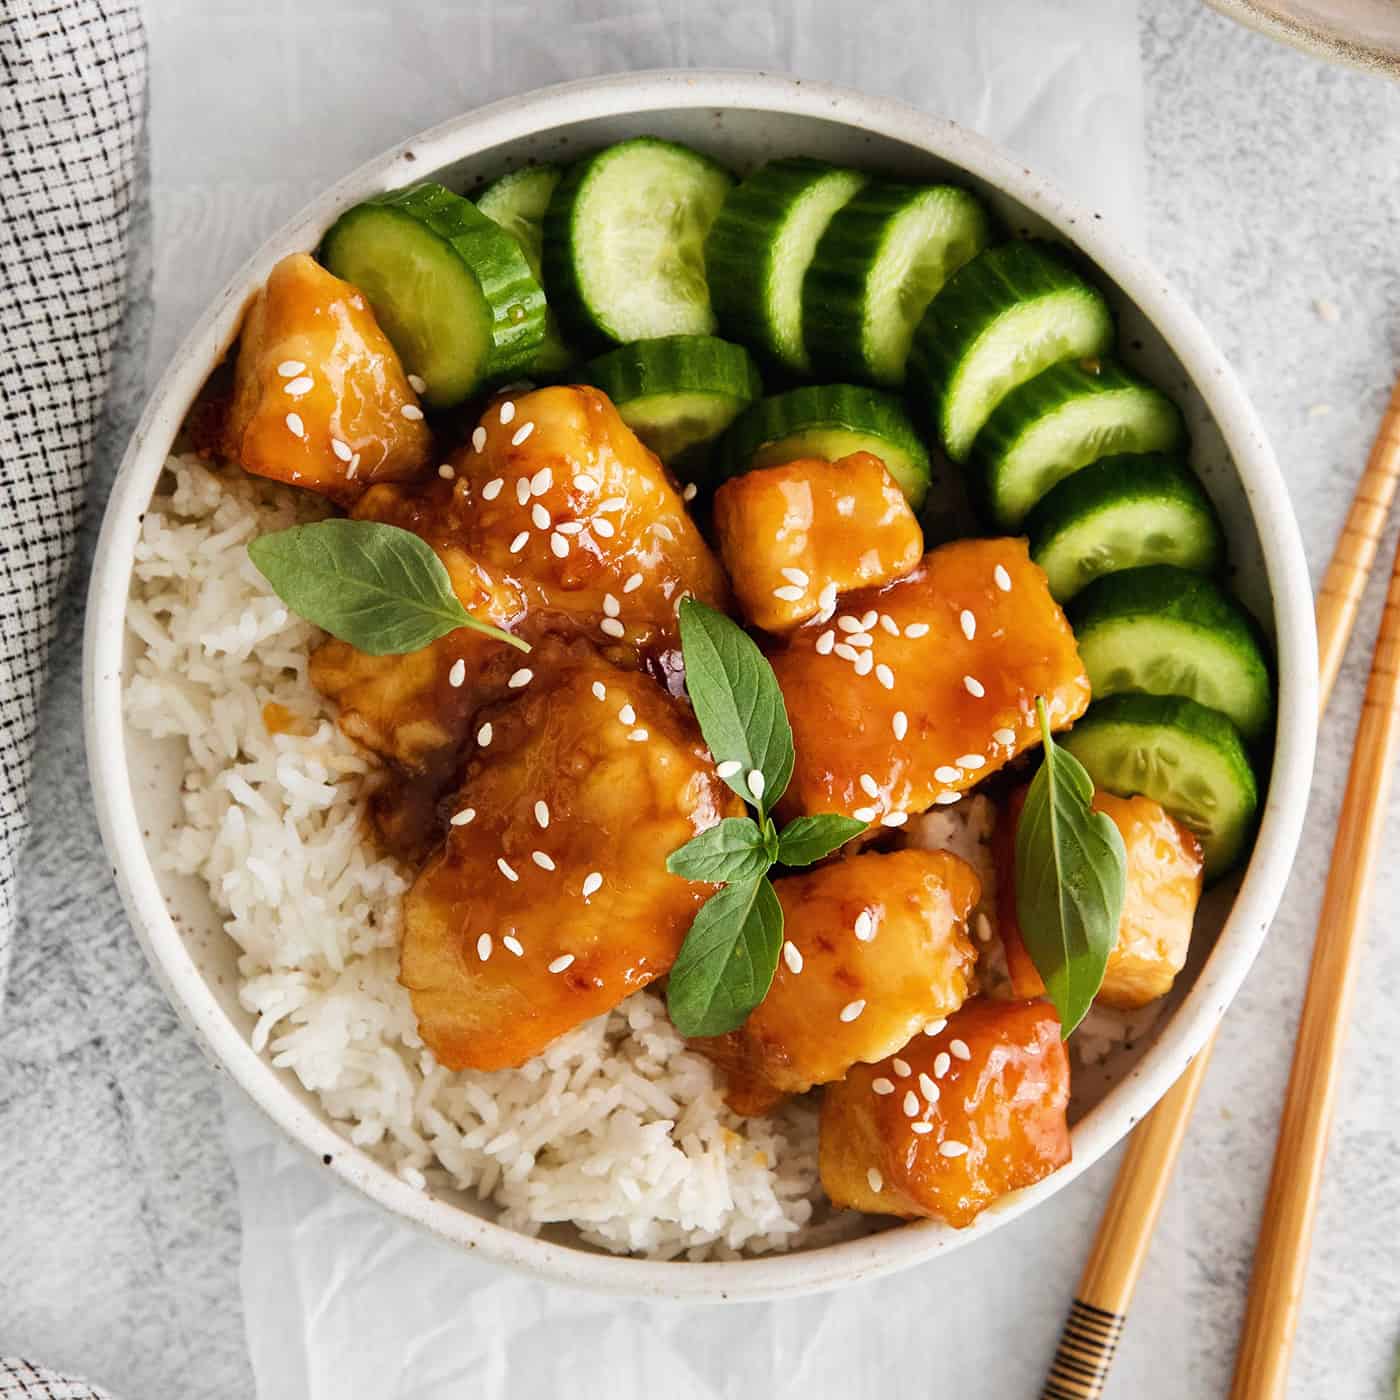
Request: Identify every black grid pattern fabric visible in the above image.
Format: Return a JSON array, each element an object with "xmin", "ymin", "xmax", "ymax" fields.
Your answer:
[
  {"xmin": 0, "ymin": 1360, "xmax": 112, "ymax": 1400},
  {"xmin": 0, "ymin": 2, "xmax": 145, "ymax": 1000}
]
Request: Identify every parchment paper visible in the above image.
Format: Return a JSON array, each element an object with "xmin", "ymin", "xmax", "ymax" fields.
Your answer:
[{"xmin": 139, "ymin": 0, "xmax": 1167, "ymax": 1392}]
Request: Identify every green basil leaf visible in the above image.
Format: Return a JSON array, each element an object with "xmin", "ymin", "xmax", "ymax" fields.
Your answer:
[
  {"xmin": 666, "ymin": 818, "xmax": 773, "ymax": 884},
  {"xmin": 776, "ymin": 814, "xmax": 868, "ymax": 867},
  {"xmin": 1014, "ymin": 697, "xmax": 1127, "ymax": 1037},
  {"xmin": 678, "ymin": 598, "xmax": 793, "ymax": 817},
  {"xmin": 666, "ymin": 876, "xmax": 784, "ymax": 1038},
  {"xmin": 248, "ymin": 520, "xmax": 528, "ymax": 655}
]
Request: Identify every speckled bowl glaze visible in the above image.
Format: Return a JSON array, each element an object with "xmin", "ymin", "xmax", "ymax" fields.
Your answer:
[{"xmin": 83, "ymin": 71, "xmax": 1317, "ymax": 1300}]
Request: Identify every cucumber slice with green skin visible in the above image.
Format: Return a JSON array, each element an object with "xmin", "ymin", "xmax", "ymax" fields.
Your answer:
[
  {"xmin": 713, "ymin": 383, "xmax": 931, "ymax": 507},
  {"xmin": 908, "ymin": 239, "xmax": 1114, "ymax": 462},
  {"xmin": 705, "ymin": 158, "xmax": 869, "ymax": 372},
  {"xmin": 320, "ymin": 182, "xmax": 545, "ymax": 409},
  {"xmin": 973, "ymin": 361, "xmax": 1185, "ymax": 529},
  {"xmin": 542, "ymin": 138, "xmax": 733, "ymax": 350},
  {"xmin": 1061, "ymin": 694, "xmax": 1259, "ymax": 880},
  {"xmin": 1028, "ymin": 454, "xmax": 1225, "ymax": 602},
  {"xmin": 476, "ymin": 164, "xmax": 571, "ymax": 373},
  {"xmin": 580, "ymin": 335, "xmax": 762, "ymax": 463},
  {"xmin": 1069, "ymin": 565, "xmax": 1274, "ymax": 743},
  {"xmin": 803, "ymin": 183, "xmax": 992, "ymax": 387}
]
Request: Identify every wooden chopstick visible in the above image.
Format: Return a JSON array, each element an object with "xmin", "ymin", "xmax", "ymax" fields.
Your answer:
[{"xmin": 1042, "ymin": 374, "xmax": 1400, "ymax": 1400}]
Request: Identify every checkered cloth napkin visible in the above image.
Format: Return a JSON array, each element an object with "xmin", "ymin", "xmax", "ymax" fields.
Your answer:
[{"xmin": 1, "ymin": 0, "xmax": 145, "ymax": 1393}]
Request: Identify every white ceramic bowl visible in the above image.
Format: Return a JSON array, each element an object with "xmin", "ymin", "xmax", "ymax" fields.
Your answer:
[{"xmin": 84, "ymin": 70, "xmax": 1317, "ymax": 1300}]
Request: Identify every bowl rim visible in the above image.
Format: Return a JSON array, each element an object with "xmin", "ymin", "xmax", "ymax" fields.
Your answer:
[{"xmin": 82, "ymin": 67, "xmax": 1318, "ymax": 1300}]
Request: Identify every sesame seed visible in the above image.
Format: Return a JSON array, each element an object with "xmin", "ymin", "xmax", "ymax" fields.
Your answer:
[
  {"xmin": 746, "ymin": 769, "xmax": 766, "ymax": 800},
  {"xmin": 682, "ymin": 482, "xmax": 698, "ymax": 502},
  {"xmin": 477, "ymin": 722, "xmax": 493, "ymax": 747},
  {"xmin": 600, "ymin": 617, "xmax": 625, "ymax": 638},
  {"xmin": 500, "ymin": 401, "xmax": 516, "ymax": 425},
  {"xmin": 934, "ymin": 1052, "xmax": 951, "ymax": 1078},
  {"xmin": 781, "ymin": 566, "xmax": 809, "ymax": 587},
  {"xmin": 935, "ymin": 766, "xmax": 961, "ymax": 783},
  {"xmin": 892, "ymin": 711, "xmax": 908, "ymax": 741},
  {"xmin": 653, "ymin": 523, "xmax": 675, "ymax": 542},
  {"xmin": 976, "ymin": 912, "xmax": 992, "ymax": 943},
  {"xmin": 879, "ymin": 614, "xmax": 900, "ymax": 636},
  {"xmin": 815, "ymin": 631, "xmax": 835, "ymax": 655},
  {"xmin": 548, "ymin": 954, "xmax": 574, "ymax": 974},
  {"xmin": 833, "ymin": 643, "xmax": 860, "ymax": 663},
  {"xmin": 512, "ymin": 422, "xmax": 535, "ymax": 446},
  {"xmin": 892, "ymin": 1058, "xmax": 911, "ymax": 1078},
  {"xmin": 532, "ymin": 850, "xmax": 555, "ymax": 870},
  {"xmin": 623, "ymin": 573, "xmax": 643, "ymax": 594},
  {"xmin": 881, "ymin": 811, "xmax": 908, "ymax": 828},
  {"xmin": 401, "ymin": 404, "xmax": 424, "ymax": 421},
  {"xmin": 903, "ymin": 1091, "xmax": 920, "ymax": 1117},
  {"xmin": 448, "ymin": 659, "xmax": 466, "ymax": 688},
  {"xmin": 860, "ymin": 611, "xmax": 877, "ymax": 629},
  {"xmin": 408, "ymin": 373, "xmax": 428, "ymax": 394},
  {"xmin": 594, "ymin": 518, "xmax": 616, "ymax": 539},
  {"xmin": 285, "ymin": 412, "xmax": 305, "ymax": 438},
  {"xmin": 950, "ymin": 1038, "xmax": 971, "ymax": 1061},
  {"xmin": 994, "ymin": 727, "xmax": 1017, "ymax": 746},
  {"xmin": 963, "ymin": 675, "xmax": 986, "ymax": 698},
  {"xmin": 533, "ymin": 801, "xmax": 550, "ymax": 829},
  {"xmin": 497, "ymin": 857, "xmax": 518, "ymax": 881},
  {"xmin": 924, "ymin": 1018, "xmax": 948, "ymax": 1037},
  {"xmin": 911, "ymin": 1122, "xmax": 933, "ymax": 1135},
  {"xmin": 904, "ymin": 622, "xmax": 929, "ymax": 639},
  {"xmin": 854, "ymin": 910, "xmax": 875, "ymax": 941},
  {"xmin": 875, "ymin": 663, "xmax": 895, "ymax": 690},
  {"xmin": 450, "ymin": 807, "xmax": 475, "ymax": 827},
  {"xmin": 603, "ymin": 593, "xmax": 620, "ymax": 617},
  {"xmin": 715, "ymin": 760, "xmax": 742, "ymax": 779},
  {"xmin": 859, "ymin": 773, "xmax": 880, "ymax": 798},
  {"xmin": 516, "ymin": 477, "xmax": 532, "ymax": 506},
  {"xmin": 846, "ymin": 633, "xmax": 873, "ymax": 648},
  {"xmin": 592, "ymin": 682, "xmax": 607, "ymax": 701},
  {"xmin": 838, "ymin": 616, "xmax": 862, "ymax": 633},
  {"xmin": 872, "ymin": 1078, "xmax": 895, "ymax": 1095},
  {"xmin": 599, "ymin": 496, "xmax": 627, "ymax": 514},
  {"xmin": 935, "ymin": 791, "xmax": 961, "ymax": 805},
  {"xmin": 557, "ymin": 521, "xmax": 584, "ymax": 535},
  {"xmin": 573, "ymin": 473, "xmax": 599, "ymax": 493},
  {"xmin": 819, "ymin": 583, "xmax": 838, "ymax": 609},
  {"xmin": 867, "ymin": 1167, "xmax": 883, "ymax": 1193},
  {"xmin": 995, "ymin": 564, "xmax": 1012, "ymax": 592},
  {"xmin": 840, "ymin": 999, "xmax": 866, "ymax": 1023},
  {"xmin": 346, "ymin": 455, "xmax": 360, "ymax": 479},
  {"xmin": 852, "ymin": 806, "xmax": 878, "ymax": 822},
  {"xmin": 509, "ymin": 531, "xmax": 529, "ymax": 553},
  {"xmin": 957, "ymin": 753, "xmax": 985, "ymax": 770},
  {"xmin": 472, "ymin": 427, "xmax": 487, "ymax": 452},
  {"xmin": 438, "ymin": 464, "xmax": 455, "ymax": 480},
  {"xmin": 550, "ymin": 533, "xmax": 569, "ymax": 558},
  {"xmin": 508, "ymin": 668, "xmax": 533, "ymax": 689},
  {"xmin": 482, "ymin": 477, "xmax": 504, "ymax": 500},
  {"xmin": 477, "ymin": 933, "xmax": 493, "ymax": 960},
  {"xmin": 960, "ymin": 609, "xmax": 977, "ymax": 640},
  {"xmin": 503, "ymin": 936, "xmax": 524, "ymax": 957},
  {"xmin": 919, "ymin": 1073, "xmax": 940, "ymax": 1102},
  {"xmin": 581, "ymin": 872, "xmax": 603, "ymax": 897},
  {"xmin": 531, "ymin": 503, "xmax": 551, "ymax": 529},
  {"xmin": 283, "ymin": 375, "xmax": 313, "ymax": 397},
  {"xmin": 530, "ymin": 466, "xmax": 553, "ymax": 495},
  {"xmin": 853, "ymin": 651, "xmax": 874, "ymax": 677},
  {"xmin": 782, "ymin": 941, "xmax": 804, "ymax": 974},
  {"xmin": 276, "ymin": 359, "xmax": 306, "ymax": 377},
  {"xmin": 618, "ymin": 704, "xmax": 637, "ymax": 725},
  {"xmin": 773, "ymin": 584, "xmax": 805, "ymax": 603},
  {"xmin": 331, "ymin": 438, "xmax": 352, "ymax": 462},
  {"xmin": 939, "ymin": 1141, "xmax": 969, "ymax": 1158}
]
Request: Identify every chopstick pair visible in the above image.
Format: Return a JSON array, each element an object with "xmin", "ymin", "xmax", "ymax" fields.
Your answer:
[{"xmin": 1043, "ymin": 374, "xmax": 1400, "ymax": 1400}]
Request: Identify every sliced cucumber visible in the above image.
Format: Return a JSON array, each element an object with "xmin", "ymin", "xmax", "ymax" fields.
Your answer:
[
  {"xmin": 803, "ymin": 183, "xmax": 992, "ymax": 387},
  {"xmin": 580, "ymin": 335, "xmax": 762, "ymax": 463},
  {"xmin": 476, "ymin": 164, "xmax": 571, "ymax": 373},
  {"xmin": 1062, "ymin": 694, "xmax": 1259, "ymax": 880},
  {"xmin": 1027, "ymin": 454, "xmax": 1225, "ymax": 602},
  {"xmin": 320, "ymin": 182, "xmax": 546, "ymax": 408},
  {"xmin": 714, "ymin": 384, "xmax": 931, "ymax": 507},
  {"xmin": 908, "ymin": 239, "xmax": 1113, "ymax": 462},
  {"xmin": 1069, "ymin": 565, "xmax": 1274, "ymax": 743},
  {"xmin": 705, "ymin": 158, "xmax": 869, "ymax": 372},
  {"xmin": 542, "ymin": 138, "xmax": 732, "ymax": 349},
  {"xmin": 973, "ymin": 361, "xmax": 1185, "ymax": 528}
]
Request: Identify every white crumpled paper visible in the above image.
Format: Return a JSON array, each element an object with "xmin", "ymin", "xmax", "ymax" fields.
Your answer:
[{"xmin": 140, "ymin": 0, "xmax": 1170, "ymax": 1392}]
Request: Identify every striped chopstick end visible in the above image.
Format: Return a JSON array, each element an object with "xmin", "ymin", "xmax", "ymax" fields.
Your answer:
[{"xmin": 1041, "ymin": 1298, "xmax": 1126, "ymax": 1400}]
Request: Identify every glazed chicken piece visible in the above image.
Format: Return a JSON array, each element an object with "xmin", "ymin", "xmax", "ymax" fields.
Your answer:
[
  {"xmin": 224, "ymin": 253, "xmax": 432, "ymax": 500},
  {"xmin": 769, "ymin": 537, "xmax": 1090, "ymax": 823},
  {"xmin": 400, "ymin": 659, "xmax": 742, "ymax": 1071},
  {"xmin": 711, "ymin": 453, "xmax": 923, "ymax": 632},
  {"xmin": 995, "ymin": 787, "xmax": 1204, "ymax": 1009},
  {"xmin": 695, "ymin": 849, "xmax": 980, "ymax": 1115},
  {"xmin": 820, "ymin": 997, "xmax": 1071, "ymax": 1227},
  {"xmin": 446, "ymin": 385, "xmax": 729, "ymax": 661}
]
